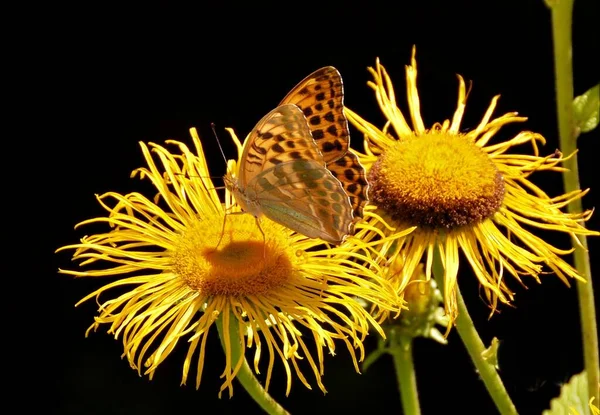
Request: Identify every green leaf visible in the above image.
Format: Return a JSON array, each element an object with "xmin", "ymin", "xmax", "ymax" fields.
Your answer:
[
  {"xmin": 481, "ymin": 337, "xmax": 500, "ymax": 370},
  {"xmin": 542, "ymin": 371, "xmax": 589, "ymax": 415},
  {"xmin": 573, "ymin": 84, "xmax": 599, "ymax": 134}
]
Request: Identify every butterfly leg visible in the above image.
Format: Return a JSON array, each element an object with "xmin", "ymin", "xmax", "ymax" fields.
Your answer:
[
  {"xmin": 213, "ymin": 214, "xmax": 230, "ymax": 251},
  {"xmin": 254, "ymin": 216, "xmax": 267, "ymax": 258},
  {"xmin": 213, "ymin": 212, "xmax": 265, "ymax": 251}
]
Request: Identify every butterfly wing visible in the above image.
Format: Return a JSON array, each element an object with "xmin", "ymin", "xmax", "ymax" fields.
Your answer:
[
  {"xmin": 237, "ymin": 104, "xmax": 325, "ymax": 186},
  {"xmin": 279, "ymin": 66, "xmax": 349, "ymax": 163},
  {"xmin": 280, "ymin": 66, "xmax": 370, "ymax": 220},
  {"xmin": 327, "ymin": 151, "xmax": 370, "ymax": 221},
  {"xmin": 235, "ymin": 104, "xmax": 354, "ymax": 243},
  {"xmin": 247, "ymin": 159, "xmax": 354, "ymax": 244}
]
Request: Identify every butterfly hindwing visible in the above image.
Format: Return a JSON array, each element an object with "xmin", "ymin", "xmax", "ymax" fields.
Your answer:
[
  {"xmin": 279, "ymin": 66, "xmax": 349, "ymax": 164},
  {"xmin": 248, "ymin": 159, "xmax": 354, "ymax": 243}
]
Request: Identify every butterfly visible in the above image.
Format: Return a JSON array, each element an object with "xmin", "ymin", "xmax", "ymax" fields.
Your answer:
[{"xmin": 224, "ymin": 67, "xmax": 369, "ymax": 244}]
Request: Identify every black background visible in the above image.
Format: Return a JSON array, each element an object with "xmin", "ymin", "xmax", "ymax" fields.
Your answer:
[{"xmin": 28, "ymin": 1, "xmax": 600, "ymax": 414}]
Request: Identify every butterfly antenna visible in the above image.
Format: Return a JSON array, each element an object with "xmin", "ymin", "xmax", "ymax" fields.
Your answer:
[{"xmin": 211, "ymin": 122, "xmax": 229, "ymax": 167}]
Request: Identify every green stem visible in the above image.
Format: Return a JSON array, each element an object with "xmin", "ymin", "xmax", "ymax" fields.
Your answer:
[
  {"xmin": 547, "ymin": 0, "xmax": 600, "ymax": 403},
  {"xmin": 390, "ymin": 330, "xmax": 421, "ymax": 415},
  {"xmin": 432, "ymin": 248, "xmax": 517, "ymax": 415},
  {"xmin": 216, "ymin": 313, "xmax": 289, "ymax": 415}
]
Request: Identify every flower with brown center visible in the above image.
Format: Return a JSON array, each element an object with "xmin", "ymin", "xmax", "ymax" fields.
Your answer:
[
  {"xmin": 57, "ymin": 128, "xmax": 403, "ymax": 397},
  {"xmin": 347, "ymin": 47, "xmax": 598, "ymax": 329}
]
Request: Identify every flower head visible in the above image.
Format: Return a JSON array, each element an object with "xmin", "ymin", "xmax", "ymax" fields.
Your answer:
[
  {"xmin": 347, "ymin": 47, "xmax": 598, "ymax": 329},
  {"xmin": 57, "ymin": 128, "xmax": 401, "ymax": 396}
]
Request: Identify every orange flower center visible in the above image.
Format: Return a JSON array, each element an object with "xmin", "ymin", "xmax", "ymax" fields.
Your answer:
[{"xmin": 172, "ymin": 213, "xmax": 294, "ymax": 296}]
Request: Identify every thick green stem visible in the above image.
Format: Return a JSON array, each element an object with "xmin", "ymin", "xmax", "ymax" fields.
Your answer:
[
  {"xmin": 216, "ymin": 313, "xmax": 289, "ymax": 415},
  {"xmin": 547, "ymin": 0, "xmax": 600, "ymax": 403},
  {"xmin": 432, "ymin": 248, "xmax": 517, "ymax": 415},
  {"xmin": 390, "ymin": 330, "xmax": 421, "ymax": 415}
]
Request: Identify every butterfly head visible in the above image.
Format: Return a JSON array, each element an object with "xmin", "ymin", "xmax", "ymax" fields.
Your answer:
[
  {"xmin": 224, "ymin": 163, "xmax": 259, "ymax": 216},
  {"xmin": 223, "ymin": 170, "xmax": 236, "ymax": 193},
  {"xmin": 223, "ymin": 165, "xmax": 241, "ymax": 200},
  {"xmin": 223, "ymin": 156, "xmax": 241, "ymax": 190}
]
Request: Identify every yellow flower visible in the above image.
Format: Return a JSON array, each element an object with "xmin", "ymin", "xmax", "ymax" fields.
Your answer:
[
  {"xmin": 347, "ymin": 47, "xmax": 598, "ymax": 329},
  {"xmin": 57, "ymin": 128, "xmax": 402, "ymax": 397}
]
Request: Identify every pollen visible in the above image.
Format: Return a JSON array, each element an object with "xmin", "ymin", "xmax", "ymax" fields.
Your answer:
[
  {"xmin": 369, "ymin": 132, "xmax": 505, "ymax": 229},
  {"xmin": 172, "ymin": 213, "xmax": 294, "ymax": 296}
]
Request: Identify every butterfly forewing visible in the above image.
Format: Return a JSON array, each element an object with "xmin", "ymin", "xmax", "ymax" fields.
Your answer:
[
  {"xmin": 280, "ymin": 67, "xmax": 369, "ymax": 220},
  {"xmin": 327, "ymin": 150, "xmax": 370, "ymax": 220},
  {"xmin": 279, "ymin": 66, "xmax": 349, "ymax": 164},
  {"xmin": 237, "ymin": 104, "xmax": 324, "ymax": 186}
]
